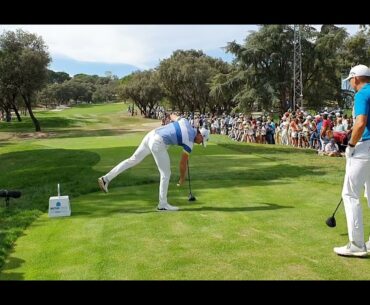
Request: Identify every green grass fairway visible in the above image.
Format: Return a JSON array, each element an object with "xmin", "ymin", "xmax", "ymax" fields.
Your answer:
[{"xmin": 1, "ymin": 102, "xmax": 370, "ymax": 279}]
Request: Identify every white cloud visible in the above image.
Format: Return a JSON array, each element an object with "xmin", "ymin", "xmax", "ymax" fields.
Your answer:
[
  {"xmin": 0, "ymin": 25, "xmax": 257, "ymax": 69},
  {"xmin": 0, "ymin": 24, "xmax": 361, "ymax": 69},
  {"xmin": 336, "ymin": 24, "xmax": 361, "ymax": 36}
]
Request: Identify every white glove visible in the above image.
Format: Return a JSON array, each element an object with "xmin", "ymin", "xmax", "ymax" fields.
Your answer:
[{"xmin": 345, "ymin": 145, "xmax": 355, "ymax": 158}]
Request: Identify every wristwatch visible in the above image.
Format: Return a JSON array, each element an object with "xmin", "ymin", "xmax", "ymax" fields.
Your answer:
[{"xmin": 348, "ymin": 143, "xmax": 355, "ymax": 147}]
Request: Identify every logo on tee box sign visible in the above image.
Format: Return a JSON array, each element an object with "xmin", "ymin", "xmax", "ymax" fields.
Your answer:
[{"xmin": 48, "ymin": 196, "xmax": 71, "ymax": 217}]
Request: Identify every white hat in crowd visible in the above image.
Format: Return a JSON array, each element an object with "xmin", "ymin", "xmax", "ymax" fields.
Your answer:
[
  {"xmin": 200, "ymin": 127, "xmax": 210, "ymax": 147},
  {"xmin": 344, "ymin": 64, "xmax": 370, "ymax": 81}
]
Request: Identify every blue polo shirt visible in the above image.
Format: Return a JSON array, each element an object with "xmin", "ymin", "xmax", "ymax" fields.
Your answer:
[
  {"xmin": 354, "ymin": 83, "xmax": 370, "ymax": 141},
  {"xmin": 155, "ymin": 118, "xmax": 197, "ymax": 154}
]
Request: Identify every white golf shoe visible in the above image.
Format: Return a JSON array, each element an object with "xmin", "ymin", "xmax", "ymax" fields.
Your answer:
[
  {"xmin": 98, "ymin": 176, "xmax": 109, "ymax": 193},
  {"xmin": 334, "ymin": 242, "xmax": 368, "ymax": 257},
  {"xmin": 157, "ymin": 203, "xmax": 179, "ymax": 211},
  {"xmin": 366, "ymin": 240, "xmax": 370, "ymax": 253}
]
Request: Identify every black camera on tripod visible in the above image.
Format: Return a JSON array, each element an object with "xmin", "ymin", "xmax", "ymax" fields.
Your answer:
[{"xmin": 0, "ymin": 190, "xmax": 21, "ymax": 207}]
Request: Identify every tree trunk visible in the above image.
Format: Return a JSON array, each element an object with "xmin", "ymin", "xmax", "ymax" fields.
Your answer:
[
  {"xmin": 13, "ymin": 106, "xmax": 22, "ymax": 122},
  {"xmin": 23, "ymin": 94, "xmax": 41, "ymax": 131},
  {"xmin": 11, "ymin": 93, "xmax": 22, "ymax": 122},
  {"xmin": 5, "ymin": 108, "xmax": 11, "ymax": 122}
]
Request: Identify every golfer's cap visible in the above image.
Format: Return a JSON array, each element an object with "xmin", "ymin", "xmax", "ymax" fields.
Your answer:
[
  {"xmin": 344, "ymin": 64, "xmax": 370, "ymax": 81},
  {"xmin": 200, "ymin": 127, "xmax": 210, "ymax": 147}
]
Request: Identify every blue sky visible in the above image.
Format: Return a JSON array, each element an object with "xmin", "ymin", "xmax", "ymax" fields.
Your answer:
[{"xmin": 0, "ymin": 25, "xmax": 361, "ymax": 78}]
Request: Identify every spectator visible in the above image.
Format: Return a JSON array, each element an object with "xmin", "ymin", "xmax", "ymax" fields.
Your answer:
[{"xmin": 324, "ymin": 138, "xmax": 341, "ymax": 157}]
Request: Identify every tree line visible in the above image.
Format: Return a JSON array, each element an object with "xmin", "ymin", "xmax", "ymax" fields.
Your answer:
[
  {"xmin": 123, "ymin": 25, "xmax": 370, "ymax": 118},
  {"xmin": 1, "ymin": 25, "xmax": 370, "ymax": 131},
  {"xmin": 38, "ymin": 71, "xmax": 119, "ymax": 108}
]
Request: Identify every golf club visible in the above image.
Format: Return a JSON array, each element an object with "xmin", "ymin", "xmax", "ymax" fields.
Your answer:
[
  {"xmin": 187, "ymin": 160, "xmax": 196, "ymax": 201},
  {"xmin": 326, "ymin": 198, "xmax": 343, "ymax": 228}
]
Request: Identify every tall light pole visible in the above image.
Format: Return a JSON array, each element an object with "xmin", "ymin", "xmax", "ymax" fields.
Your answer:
[{"xmin": 293, "ymin": 25, "xmax": 303, "ymax": 111}]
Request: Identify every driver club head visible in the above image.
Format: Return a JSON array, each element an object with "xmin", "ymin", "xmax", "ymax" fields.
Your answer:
[
  {"xmin": 326, "ymin": 216, "xmax": 336, "ymax": 228},
  {"xmin": 188, "ymin": 193, "xmax": 196, "ymax": 201}
]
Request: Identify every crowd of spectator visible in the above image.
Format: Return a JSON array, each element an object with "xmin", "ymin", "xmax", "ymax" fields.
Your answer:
[{"xmin": 159, "ymin": 107, "xmax": 354, "ymax": 158}]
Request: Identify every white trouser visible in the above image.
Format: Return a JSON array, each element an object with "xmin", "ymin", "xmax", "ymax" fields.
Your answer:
[
  {"xmin": 281, "ymin": 130, "xmax": 288, "ymax": 145},
  {"xmin": 341, "ymin": 140, "xmax": 370, "ymax": 247},
  {"xmin": 104, "ymin": 130, "xmax": 171, "ymax": 205},
  {"xmin": 319, "ymin": 137, "xmax": 327, "ymax": 151}
]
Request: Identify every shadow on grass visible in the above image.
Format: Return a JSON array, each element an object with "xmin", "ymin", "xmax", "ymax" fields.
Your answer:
[
  {"xmin": 181, "ymin": 202, "xmax": 293, "ymax": 212},
  {"xmin": 1, "ymin": 115, "xmax": 133, "ymax": 132},
  {"xmin": 218, "ymin": 142, "xmax": 316, "ymax": 155},
  {"xmin": 48, "ymin": 128, "xmax": 136, "ymax": 138},
  {"xmin": 1, "ymin": 113, "xmax": 154, "ymax": 139},
  {"xmin": 0, "ymin": 148, "xmax": 103, "ymax": 271},
  {"xmin": 0, "ymin": 142, "xmax": 15, "ymax": 148},
  {"xmin": 206, "ymin": 143, "xmax": 319, "ymax": 164},
  {"xmin": 71, "ymin": 177, "xmax": 294, "ymax": 217},
  {"xmin": 0, "ymin": 255, "xmax": 25, "ymax": 280},
  {"xmin": 0, "ymin": 117, "xmax": 77, "ymax": 133},
  {"xmin": 71, "ymin": 200, "xmax": 293, "ymax": 216}
]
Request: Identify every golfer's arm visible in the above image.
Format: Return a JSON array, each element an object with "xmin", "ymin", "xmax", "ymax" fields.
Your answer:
[
  {"xmin": 350, "ymin": 115, "xmax": 367, "ymax": 145},
  {"xmin": 179, "ymin": 152, "xmax": 189, "ymax": 183}
]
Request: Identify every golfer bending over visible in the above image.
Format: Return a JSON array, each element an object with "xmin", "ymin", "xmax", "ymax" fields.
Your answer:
[{"xmin": 98, "ymin": 114, "xmax": 209, "ymax": 211}]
